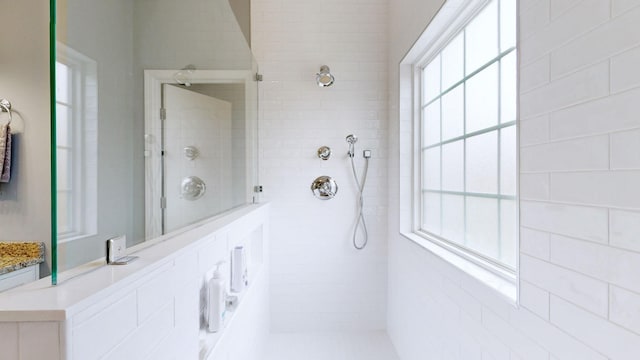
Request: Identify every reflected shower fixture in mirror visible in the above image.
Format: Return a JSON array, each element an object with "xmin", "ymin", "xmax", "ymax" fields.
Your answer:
[
  {"xmin": 174, "ymin": 65, "xmax": 196, "ymax": 86},
  {"xmin": 316, "ymin": 65, "xmax": 335, "ymax": 87}
]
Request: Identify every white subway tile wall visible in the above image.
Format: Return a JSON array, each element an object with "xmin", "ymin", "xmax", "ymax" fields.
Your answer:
[
  {"xmin": 388, "ymin": 1, "xmax": 640, "ymax": 359},
  {"xmin": 252, "ymin": 0, "xmax": 389, "ymax": 332}
]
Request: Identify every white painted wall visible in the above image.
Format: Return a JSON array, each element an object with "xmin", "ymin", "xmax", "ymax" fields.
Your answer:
[
  {"xmin": 0, "ymin": 0, "xmax": 52, "ymax": 275},
  {"xmin": 388, "ymin": 1, "xmax": 640, "ymax": 359},
  {"xmin": 252, "ymin": 0, "xmax": 390, "ymax": 332}
]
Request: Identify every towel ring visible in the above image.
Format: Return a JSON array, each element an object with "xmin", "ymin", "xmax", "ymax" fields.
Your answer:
[{"xmin": 0, "ymin": 99, "xmax": 12, "ymax": 125}]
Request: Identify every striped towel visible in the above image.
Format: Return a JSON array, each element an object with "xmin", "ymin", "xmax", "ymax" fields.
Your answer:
[{"xmin": 0, "ymin": 123, "xmax": 11, "ymax": 183}]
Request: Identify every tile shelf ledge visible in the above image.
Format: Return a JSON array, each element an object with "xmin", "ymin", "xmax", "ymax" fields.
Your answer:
[{"xmin": 0, "ymin": 203, "xmax": 268, "ymax": 323}]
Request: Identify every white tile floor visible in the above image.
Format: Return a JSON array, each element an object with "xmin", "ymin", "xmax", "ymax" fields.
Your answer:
[{"xmin": 264, "ymin": 331, "xmax": 401, "ymax": 360}]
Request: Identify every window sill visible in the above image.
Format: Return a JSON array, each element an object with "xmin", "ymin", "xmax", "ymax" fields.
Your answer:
[{"xmin": 400, "ymin": 231, "xmax": 517, "ymax": 304}]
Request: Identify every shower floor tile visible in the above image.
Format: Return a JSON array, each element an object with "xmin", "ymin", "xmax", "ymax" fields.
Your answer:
[{"xmin": 264, "ymin": 331, "xmax": 401, "ymax": 360}]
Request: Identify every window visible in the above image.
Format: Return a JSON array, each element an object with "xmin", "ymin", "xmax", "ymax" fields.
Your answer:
[
  {"xmin": 56, "ymin": 44, "xmax": 98, "ymax": 241},
  {"xmin": 402, "ymin": 0, "xmax": 517, "ymax": 282}
]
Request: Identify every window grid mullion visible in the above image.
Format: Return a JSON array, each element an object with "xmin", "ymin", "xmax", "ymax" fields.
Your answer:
[
  {"xmin": 496, "ymin": 0, "xmax": 503, "ymax": 262},
  {"xmin": 439, "ymin": 53, "xmax": 444, "ymax": 236},
  {"xmin": 421, "ymin": 46, "xmax": 516, "ymax": 110}
]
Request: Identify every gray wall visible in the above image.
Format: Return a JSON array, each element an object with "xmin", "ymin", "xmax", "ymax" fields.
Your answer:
[{"xmin": 0, "ymin": 0, "xmax": 52, "ymax": 275}]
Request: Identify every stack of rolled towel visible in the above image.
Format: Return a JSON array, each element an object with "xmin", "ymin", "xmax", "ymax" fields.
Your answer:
[{"xmin": 0, "ymin": 122, "xmax": 11, "ymax": 183}]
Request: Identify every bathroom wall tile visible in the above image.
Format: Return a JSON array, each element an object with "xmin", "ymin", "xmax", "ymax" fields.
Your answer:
[
  {"xmin": 102, "ymin": 302, "xmax": 174, "ymax": 360},
  {"xmin": 481, "ymin": 308, "xmax": 550, "ymax": 360},
  {"xmin": 73, "ymin": 293, "xmax": 138, "ymax": 360},
  {"xmin": 519, "ymin": 0, "xmax": 549, "ymax": 42},
  {"xmin": 519, "ymin": 173, "xmax": 549, "ymax": 200},
  {"xmin": 519, "ymin": 113, "xmax": 550, "ymax": 144},
  {"xmin": 612, "ymin": 0, "xmax": 640, "ymax": 17},
  {"xmin": 520, "ymin": 201, "xmax": 608, "ymax": 243},
  {"xmin": 610, "ymin": 285, "xmax": 640, "ymax": 335},
  {"xmin": 254, "ymin": 0, "xmax": 389, "ymax": 332},
  {"xmin": 519, "ymin": 280, "xmax": 550, "ymax": 320},
  {"xmin": 611, "ymin": 129, "xmax": 640, "ymax": 169},
  {"xmin": 550, "ymin": 0, "xmax": 583, "ymax": 19},
  {"xmin": 551, "ymin": 5, "xmax": 640, "ymax": 80},
  {"xmin": 520, "ymin": 227, "xmax": 551, "ymax": 260},
  {"xmin": 508, "ymin": 306, "xmax": 607, "ymax": 360},
  {"xmin": 520, "ymin": 134, "xmax": 609, "ymax": 172},
  {"xmin": 520, "ymin": 254, "xmax": 609, "ymax": 316},
  {"xmin": 551, "ymin": 295, "xmax": 640, "ymax": 359},
  {"xmin": 549, "ymin": 234, "xmax": 640, "ymax": 294},
  {"xmin": 519, "ymin": 0, "xmax": 611, "ymax": 65},
  {"xmin": 611, "ymin": 45, "xmax": 640, "ymax": 93},
  {"xmin": 610, "ymin": 209, "xmax": 640, "ymax": 252},
  {"xmin": 519, "ymin": 61, "xmax": 609, "ymax": 118},
  {"xmin": 550, "ymin": 171, "xmax": 640, "ymax": 209},
  {"xmin": 549, "ymin": 87, "xmax": 640, "ymax": 139},
  {"xmin": 137, "ymin": 262, "xmax": 174, "ymax": 324}
]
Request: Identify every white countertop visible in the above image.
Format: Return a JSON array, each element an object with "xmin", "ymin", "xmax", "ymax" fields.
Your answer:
[{"xmin": 0, "ymin": 204, "xmax": 267, "ymax": 322}]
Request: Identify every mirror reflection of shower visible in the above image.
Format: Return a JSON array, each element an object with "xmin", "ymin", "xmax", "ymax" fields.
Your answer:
[
  {"xmin": 316, "ymin": 65, "xmax": 335, "ymax": 87},
  {"xmin": 346, "ymin": 134, "xmax": 371, "ymax": 250}
]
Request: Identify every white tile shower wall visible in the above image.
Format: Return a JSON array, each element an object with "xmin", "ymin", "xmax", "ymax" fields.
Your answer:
[
  {"xmin": 251, "ymin": 0, "xmax": 389, "ymax": 331},
  {"xmin": 388, "ymin": 1, "xmax": 640, "ymax": 360}
]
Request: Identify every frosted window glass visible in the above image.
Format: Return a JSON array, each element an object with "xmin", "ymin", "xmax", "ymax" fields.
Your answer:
[
  {"xmin": 441, "ymin": 32, "xmax": 464, "ymax": 91},
  {"xmin": 441, "ymin": 85, "xmax": 464, "ymax": 141},
  {"xmin": 442, "ymin": 194, "xmax": 465, "ymax": 245},
  {"xmin": 466, "ymin": 132, "xmax": 498, "ymax": 194},
  {"xmin": 56, "ymin": 149, "xmax": 71, "ymax": 191},
  {"xmin": 56, "ymin": 105, "xmax": 70, "ymax": 147},
  {"xmin": 423, "ymin": 100, "xmax": 441, "ymax": 146},
  {"xmin": 500, "ymin": 126, "xmax": 517, "ymax": 195},
  {"xmin": 466, "ymin": 196, "xmax": 499, "ymax": 260},
  {"xmin": 423, "ymin": 147, "xmax": 441, "ymax": 190},
  {"xmin": 465, "ymin": 0, "xmax": 498, "ymax": 75},
  {"xmin": 500, "ymin": 200, "xmax": 517, "ymax": 268},
  {"xmin": 500, "ymin": 0, "xmax": 517, "ymax": 51},
  {"xmin": 423, "ymin": 193, "xmax": 441, "ymax": 235},
  {"xmin": 466, "ymin": 63, "xmax": 498, "ymax": 133},
  {"xmin": 501, "ymin": 51, "xmax": 517, "ymax": 123},
  {"xmin": 56, "ymin": 192, "xmax": 70, "ymax": 233},
  {"xmin": 424, "ymin": 56, "xmax": 441, "ymax": 103},
  {"xmin": 56, "ymin": 62, "xmax": 70, "ymax": 104},
  {"xmin": 442, "ymin": 140, "xmax": 464, "ymax": 191}
]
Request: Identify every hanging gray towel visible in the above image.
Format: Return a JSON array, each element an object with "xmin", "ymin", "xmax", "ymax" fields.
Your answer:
[{"xmin": 0, "ymin": 123, "xmax": 12, "ymax": 183}]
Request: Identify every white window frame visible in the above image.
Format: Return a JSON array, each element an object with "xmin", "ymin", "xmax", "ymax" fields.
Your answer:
[
  {"xmin": 398, "ymin": 0, "xmax": 519, "ymax": 300},
  {"xmin": 56, "ymin": 43, "xmax": 98, "ymax": 242}
]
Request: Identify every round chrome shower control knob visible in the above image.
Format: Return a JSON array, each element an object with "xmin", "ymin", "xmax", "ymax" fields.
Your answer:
[
  {"xmin": 181, "ymin": 176, "xmax": 206, "ymax": 200},
  {"xmin": 317, "ymin": 146, "xmax": 331, "ymax": 160},
  {"xmin": 311, "ymin": 176, "xmax": 338, "ymax": 200}
]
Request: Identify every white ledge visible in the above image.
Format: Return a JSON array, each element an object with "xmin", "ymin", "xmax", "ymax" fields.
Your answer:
[
  {"xmin": 400, "ymin": 231, "xmax": 518, "ymax": 304},
  {"xmin": 0, "ymin": 203, "xmax": 269, "ymax": 322}
]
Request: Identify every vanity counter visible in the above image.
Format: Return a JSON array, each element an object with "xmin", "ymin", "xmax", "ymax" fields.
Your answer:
[{"xmin": 0, "ymin": 242, "xmax": 45, "ymax": 275}]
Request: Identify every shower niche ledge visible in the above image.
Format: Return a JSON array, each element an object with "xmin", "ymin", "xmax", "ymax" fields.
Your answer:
[{"xmin": 0, "ymin": 204, "xmax": 270, "ymax": 360}]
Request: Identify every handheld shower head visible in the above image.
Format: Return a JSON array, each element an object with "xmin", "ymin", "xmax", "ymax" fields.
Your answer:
[{"xmin": 346, "ymin": 134, "xmax": 358, "ymax": 157}]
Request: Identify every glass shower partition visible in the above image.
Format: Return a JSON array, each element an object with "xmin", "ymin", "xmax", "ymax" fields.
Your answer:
[{"xmin": 51, "ymin": 0, "xmax": 259, "ymax": 283}]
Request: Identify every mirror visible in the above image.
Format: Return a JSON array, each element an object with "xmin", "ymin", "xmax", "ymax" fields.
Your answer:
[{"xmin": 54, "ymin": 0, "xmax": 258, "ymax": 278}]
